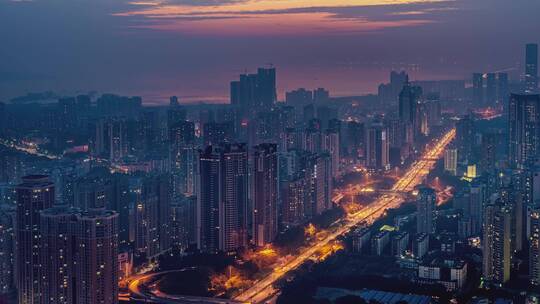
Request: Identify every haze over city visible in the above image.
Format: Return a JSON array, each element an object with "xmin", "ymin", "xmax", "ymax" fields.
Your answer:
[{"xmin": 1, "ymin": 0, "xmax": 539, "ymax": 103}]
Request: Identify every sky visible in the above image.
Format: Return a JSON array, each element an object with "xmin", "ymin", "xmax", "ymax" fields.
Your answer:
[{"xmin": 0, "ymin": 0, "xmax": 539, "ymax": 104}]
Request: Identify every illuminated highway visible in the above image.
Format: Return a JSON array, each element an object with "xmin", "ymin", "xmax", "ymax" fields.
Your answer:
[
  {"xmin": 127, "ymin": 270, "xmax": 244, "ymax": 304},
  {"xmin": 234, "ymin": 128, "xmax": 456, "ymax": 304},
  {"xmin": 0, "ymin": 139, "xmax": 60, "ymax": 159}
]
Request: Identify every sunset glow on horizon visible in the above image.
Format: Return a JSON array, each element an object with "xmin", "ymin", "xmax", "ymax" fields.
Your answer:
[
  {"xmin": 115, "ymin": 0, "xmax": 449, "ymax": 35},
  {"xmin": 1, "ymin": 0, "xmax": 537, "ymax": 104},
  {"xmin": 122, "ymin": 12, "xmax": 435, "ymax": 35}
]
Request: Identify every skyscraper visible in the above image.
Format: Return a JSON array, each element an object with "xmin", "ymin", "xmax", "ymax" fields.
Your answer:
[
  {"xmin": 230, "ymin": 67, "xmax": 276, "ymax": 111},
  {"xmin": 508, "ymin": 93, "xmax": 540, "ymax": 168},
  {"xmin": 486, "ymin": 73, "xmax": 497, "ymax": 105},
  {"xmin": 171, "ymin": 196, "xmax": 197, "ymax": 249},
  {"xmin": 444, "ymin": 148, "xmax": 458, "ymax": 176},
  {"xmin": 58, "ymin": 97, "xmax": 78, "ymax": 130},
  {"xmin": 378, "ymin": 71, "xmax": 408, "ymax": 106},
  {"xmin": 108, "ymin": 119, "xmax": 127, "ymax": 161},
  {"xmin": 526, "ymin": 43, "xmax": 539, "ymax": 93},
  {"xmin": 15, "ymin": 175, "xmax": 55, "ymax": 304},
  {"xmin": 74, "ymin": 173, "xmax": 111, "ymax": 210},
  {"xmin": 256, "ymin": 67, "xmax": 277, "ymax": 108},
  {"xmin": 345, "ymin": 121, "xmax": 364, "ymax": 160},
  {"xmin": 531, "ymin": 207, "xmax": 540, "ymax": 285},
  {"xmin": 40, "ymin": 207, "xmax": 119, "ymax": 304},
  {"xmin": 231, "ymin": 73, "xmax": 257, "ymax": 110},
  {"xmin": 497, "ymin": 73, "xmax": 509, "ymax": 105},
  {"xmin": 0, "ymin": 205, "xmax": 15, "ymax": 295},
  {"xmin": 480, "ymin": 133, "xmax": 498, "ymax": 173},
  {"xmin": 253, "ymin": 111, "xmax": 280, "ymax": 145},
  {"xmin": 252, "ymin": 144, "xmax": 278, "ymax": 247},
  {"xmin": 473, "ymin": 73, "xmax": 484, "ymax": 105},
  {"xmin": 203, "ymin": 121, "xmax": 235, "ymax": 147},
  {"xmin": 307, "ymin": 153, "xmax": 332, "ymax": 217},
  {"xmin": 285, "ymin": 88, "xmax": 313, "ymax": 106},
  {"xmin": 424, "ymin": 93, "xmax": 441, "ymax": 128},
  {"xmin": 416, "ymin": 186, "xmax": 436, "ymax": 234},
  {"xmin": 323, "ymin": 129, "xmax": 340, "ymax": 178},
  {"xmin": 139, "ymin": 110, "xmax": 162, "ymax": 150},
  {"xmin": 483, "ymin": 201, "xmax": 512, "ymax": 285},
  {"xmin": 74, "ymin": 210, "xmax": 118, "ymax": 304},
  {"xmin": 40, "ymin": 206, "xmax": 79, "ymax": 304},
  {"xmin": 365, "ymin": 122, "xmax": 390, "ymax": 171},
  {"xmin": 468, "ymin": 181, "xmax": 486, "ymax": 235},
  {"xmin": 171, "ymin": 145, "xmax": 198, "ymax": 197},
  {"xmin": 521, "ymin": 165, "xmax": 540, "ymax": 214},
  {"xmin": 197, "ymin": 146, "xmax": 221, "ymax": 253},
  {"xmin": 132, "ymin": 174, "xmax": 171, "ymax": 259},
  {"xmin": 0, "ymin": 102, "xmax": 6, "ymax": 137},
  {"xmin": 73, "ymin": 169, "xmax": 130, "ymax": 245},
  {"xmin": 92, "ymin": 118, "xmax": 128, "ymax": 160},
  {"xmin": 456, "ymin": 115, "xmax": 475, "ymax": 163},
  {"xmin": 313, "ymin": 88, "xmax": 330, "ymax": 103},
  {"xmin": 169, "ymin": 120, "xmax": 195, "ymax": 147},
  {"xmin": 167, "ymin": 99, "xmax": 186, "ymax": 129},
  {"xmin": 198, "ymin": 143, "xmax": 248, "ymax": 253},
  {"xmin": 399, "ymin": 82, "xmax": 423, "ymax": 141},
  {"xmin": 281, "ymin": 177, "xmax": 307, "ymax": 227},
  {"xmin": 169, "ymin": 95, "xmax": 179, "ymax": 106},
  {"xmin": 170, "ymin": 120, "xmax": 197, "ymax": 198},
  {"xmin": 399, "ymin": 82, "xmax": 422, "ymax": 125},
  {"xmin": 497, "ymin": 185, "xmax": 524, "ymax": 253}
]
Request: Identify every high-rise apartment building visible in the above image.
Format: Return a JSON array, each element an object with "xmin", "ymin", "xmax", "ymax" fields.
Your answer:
[
  {"xmin": 171, "ymin": 195, "xmax": 197, "ymax": 249},
  {"xmin": 40, "ymin": 207, "xmax": 119, "ymax": 304},
  {"xmin": 531, "ymin": 207, "xmax": 540, "ymax": 285},
  {"xmin": 0, "ymin": 205, "xmax": 15, "ymax": 295},
  {"xmin": 281, "ymin": 177, "xmax": 307, "ymax": 227},
  {"xmin": 399, "ymin": 82, "xmax": 423, "ymax": 141},
  {"xmin": 366, "ymin": 122, "xmax": 390, "ymax": 171},
  {"xmin": 167, "ymin": 102, "xmax": 187, "ymax": 129},
  {"xmin": 230, "ymin": 67, "xmax": 276, "ymax": 111},
  {"xmin": 485, "ymin": 73, "xmax": 497, "ymax": 104},
  {"xmin": 286, "ymin": 88, "xmax": 313, "ymax": 106},
  {"xmin": 16, "ymin": 175, "xmax": 55, "ymax": 304},
  {"xmin": 497, "ymin": 73, "xmax": 509, "ymax": 104},
  {"xmin": 508, "ymin": 93, "xmax": 540, "ymax": 168},
  {"xmin": 416, "ymin": 186, "xmax": 436, "ymax": 234},
  {"xmin": 170, "ymin": 120, "xmax": 197, "ymax": 198},
  {"xmin": 483, "ymin": 201, "xmax": 512, "ymax": 285},
  {"xmin": 455, "ymin": 115, "xmax": 475, "ymax": 163},
  {"xmin": 252, "ymin": 144, "xmax": 279, "ymax": 247},
  {"xmin": 473, "ymin": 73, "xmax": 484, "ymax": 104},
  {"xmin": 472, "ymin": 72, "xmax": 508, "ymax": 105},
  {"xmin": 169, "ymin": 120, "xmax": 195, "ymax": 147},
  {"xmin": 323, "ymin": 129, "xmax": 340, "ymax": 178},
  {"xmin": 131, "ymin": 174, "xmax": 171, "ymax": 259},
  {"xmin": 203, "ymin": 121, "xmax": 235, "ymax": 147},
  {"xmin": 378, "ymin": 71, "xmax": 408, "ymax": 106},
  {"xmin": 526, "ymin": 43, "xmax": 539, "ymax": 93},
  {"xmin": 198, "ymin": 144, "xmax": 248, "ymax": 253},
  {"xmin": 444, "ymin": 148, "xmax": 458, "ymax": 176}
]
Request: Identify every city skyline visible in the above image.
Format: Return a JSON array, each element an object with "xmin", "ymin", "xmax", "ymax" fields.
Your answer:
[
  {"xmin": 3, "ymin": 2, "xmax": 540, "ymax": 304},
  {"xmin": 1, "ymin": 0, "xmax": 539, "ymax": 104}
]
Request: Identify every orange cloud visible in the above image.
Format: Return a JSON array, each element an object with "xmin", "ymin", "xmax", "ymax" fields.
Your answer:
[
  {"xmin": 115, "ymin": 0, "xmax": 448, "ymax": 35},
  {"xmin": 126, "ymin": 12, "xmax": 434, "ymax": 35}
]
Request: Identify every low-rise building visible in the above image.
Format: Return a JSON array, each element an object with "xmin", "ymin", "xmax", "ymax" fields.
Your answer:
[
  {"xmin": 392, "ymin": 232, "xmax": 409, "ymax": 257},
  {"xmin": 351, "ymin": 227, "xmax": 371, "ymax": 254},
  {"xmin": 417, "ymin": 258, "xmax": 467, "ymax": 291},
  {"xmin": 413, "ymin": 233, "xmax": 429, "ymax": 260},
  {"xmin": 371, "ymin": 230, "xmax": 390, "ymax": 256}
]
